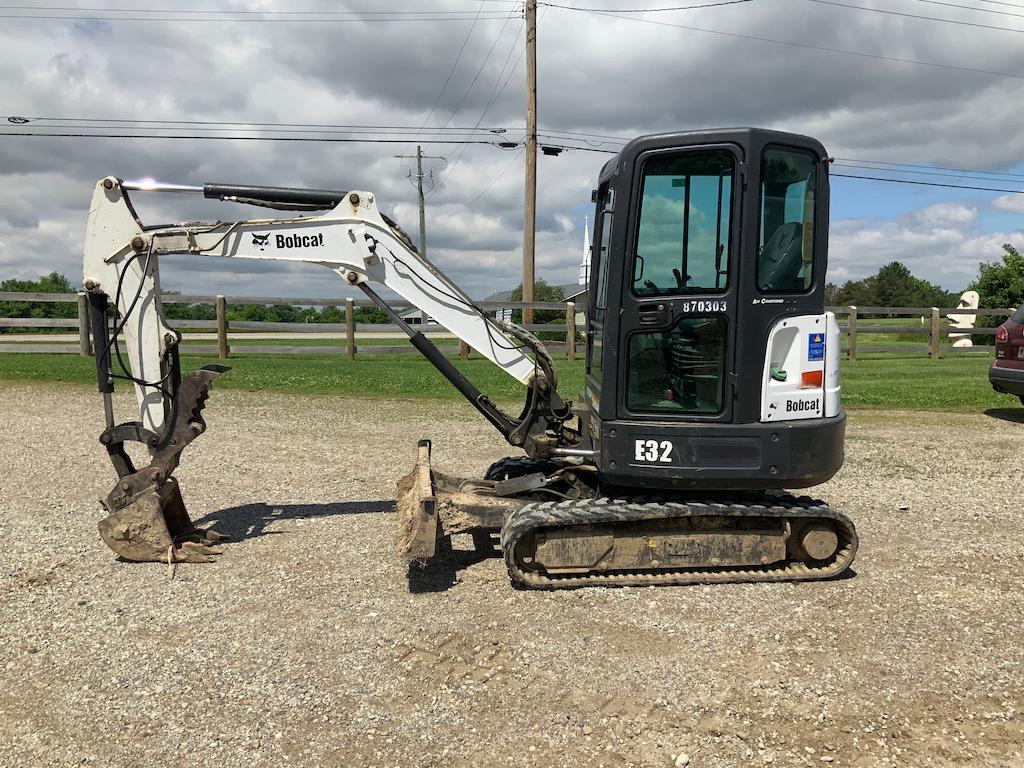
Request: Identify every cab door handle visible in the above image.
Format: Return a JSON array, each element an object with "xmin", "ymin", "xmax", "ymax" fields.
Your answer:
[{"xmin": 638, "ymin": 302, "xmax": 668, "ymax": 325}]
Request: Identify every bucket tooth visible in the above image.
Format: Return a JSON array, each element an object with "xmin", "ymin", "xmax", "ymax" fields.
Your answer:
[{"xmin": 395, "ymin": 440, "xmax": 438, "ymax": 560}]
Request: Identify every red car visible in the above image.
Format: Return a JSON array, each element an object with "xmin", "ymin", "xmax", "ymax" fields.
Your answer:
[{"xmin": 990, "ymin": 305, "xmax": 1024, "ymax": 405}]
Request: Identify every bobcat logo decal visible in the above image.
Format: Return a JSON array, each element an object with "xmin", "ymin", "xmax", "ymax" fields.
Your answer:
[{"xmin": 251, "ymin": 233, "xmax": 271, "ymax": 251}]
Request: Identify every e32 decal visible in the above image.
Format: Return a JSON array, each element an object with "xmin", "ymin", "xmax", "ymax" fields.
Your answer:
[{"xmin": 634, "ymin": 439, "xmax": 673, "ymax": 463}]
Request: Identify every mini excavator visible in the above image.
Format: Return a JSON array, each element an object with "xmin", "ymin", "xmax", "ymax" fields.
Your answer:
[{"xmin": 83, "ymin": 128, "xmax": 858, "ymax": 588}]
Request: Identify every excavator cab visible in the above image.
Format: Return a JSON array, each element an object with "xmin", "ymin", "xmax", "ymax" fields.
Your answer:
[{"xmin": 580, "ymin": 128, "xmax": 844, "ymax": 492}]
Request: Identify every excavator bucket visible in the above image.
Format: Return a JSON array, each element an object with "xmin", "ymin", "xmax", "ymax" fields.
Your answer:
[
  {"xmin": 98, "ymin": 477, "xmax": 227, "ymax": 563},
  {"xmin": 395, "ymin": 439, "xmax": 438, "ymax": 560},
  {"xmin": 97, "ymin": 365, "xmax": 230, "ymax": 564}
]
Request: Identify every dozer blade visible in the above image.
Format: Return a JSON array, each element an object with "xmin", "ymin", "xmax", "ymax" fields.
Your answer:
[
  {"xmin": 98, "ymin": 365, "xmax": 230, "ymax": 564},
  {"xmin": 395, "ymin": 439, "xmax": 438, "ymax": 560}
]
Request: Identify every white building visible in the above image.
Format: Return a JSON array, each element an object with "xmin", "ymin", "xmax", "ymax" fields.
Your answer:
[{"xmin": 578, "ymin": 214, "xmax": 591, "ymax": 287}]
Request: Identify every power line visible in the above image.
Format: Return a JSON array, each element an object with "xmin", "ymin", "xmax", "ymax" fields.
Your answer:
[
  {"xmin": 836, "ymin": 157, "xmax": 1024, "ymax": 181},
  {"xmin": 4, "ymin": 124, "xmax": 503, "ymax": 138},
  {"xmin": 0, "ymin": 10, "xmax": 518, "ymax": 22},
  {"xmin": 539, "ymin": 128, "xmax": 631, "ymax": 141},
  {"xmin": 0, "ymin": 131, "xmax": 511, "ymax": 145},
  {"xmin": 432, "ymin": 147, "xmax": 525, "ymax": 223},
  {"xmin": 0, "ymin": 3, "xmax": 521, "ymax": 14},
  {"xmin": 807, "ymin": 0, "xmax": 1024, "ymax": 34},
  {"xmin": 531, "ymin": 139, "xmax": 1024, "ymax": 193},
  {"xmin": 6, "ymin": 115, "xmax": 508, "ymax": 133},
  {"xmin": 425, "ymin": 7, "xmax": 518, "ymax": 145},
  {"xmin": 433, "ymin": 17, "xmax": 530, "ymax": 190},
  {"xmin": 538, "ymin": 131, "xmax": 627, "ymax": 148},
  {"xmin": 535, "ymin": 130, "xmax": 1024, "ymax": 181},
  {"xmin": 405, "ymin": 0, "xmax": 488, "ymax": 152},
  {"xmin": 830, "ymin": 172, "xmax": 1024, "ymax": 193},
  {"xmin": 972, "ymin": 0, "xmax": 1024, "ymax": 8},
  {"xmin": 547, "ymin": 5, "xmax": 1024, "ymax": 78},
  {"xmin": 537, "ymin": 0, "xmax": 754, "ymax": 11},
  {"xmin": 833, "ymin": 162, "xmax": 1024, "ymax": 184},
  {"xmin": 911, "ymin": 0, "xmax": 1024, "ymax": 19}
]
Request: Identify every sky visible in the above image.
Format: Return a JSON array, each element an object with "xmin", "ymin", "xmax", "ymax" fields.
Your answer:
[{"xmin": 2, "ymin": 0, "xmax": 1024, "ymax": 300}]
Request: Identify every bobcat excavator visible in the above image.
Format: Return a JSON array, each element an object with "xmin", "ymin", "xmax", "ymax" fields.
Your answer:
[{"xmin": 82, "ymin": 127, "xmax": 858, "ymax": 588}]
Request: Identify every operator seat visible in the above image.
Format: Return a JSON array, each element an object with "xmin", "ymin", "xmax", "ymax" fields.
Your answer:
[{"xmin": 758, "ymin": 221, "xmax": 803, "ymax": 292}]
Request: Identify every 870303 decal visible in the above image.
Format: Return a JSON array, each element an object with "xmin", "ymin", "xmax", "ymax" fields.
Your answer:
[{"xmin": 681, "ymin": 299, "xmax": 727, "ymax": 313}]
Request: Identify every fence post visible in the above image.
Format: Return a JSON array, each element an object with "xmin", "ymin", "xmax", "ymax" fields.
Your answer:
[
  {"xmin": 565, "ymin": 301, "xmax": 576, "ymax": 361},
  {"xmin": 847, "ymin": 305, "xmax": 857, "ymax": 362},
  {"xmin": 930, "ymin": 307, "xmax": 940, "ymax": 359},
  {"xmin": 216, "ymin": 295, "xmax": 229, "ymax": 359},
  {"xmin": 77, "ymin": 291, "xmax": 91, "ymax": 357},
  {"xmin": 345, "ymin": 298, "xmax": 356, "ymax": 360},
  {"xmin": 459, "ymin": 340, "xmax": 470, "ymax": 359}
]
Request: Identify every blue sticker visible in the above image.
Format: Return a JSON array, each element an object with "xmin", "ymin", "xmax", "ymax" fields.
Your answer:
[{"xmin": 808, "ymin": 332, "xmax": 825, "ymax": 361}]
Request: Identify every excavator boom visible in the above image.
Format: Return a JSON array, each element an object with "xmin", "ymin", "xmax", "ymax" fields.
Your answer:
[{"xmin": 83, "ymin": 177, "xmax": 576, "ymax": 564}]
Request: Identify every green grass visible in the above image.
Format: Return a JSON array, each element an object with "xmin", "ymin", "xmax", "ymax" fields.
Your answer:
[
  {"xmin": 0, "ymin": 335, "xmax": 460, "ymax": 347},
  {"xmin": 0, "ymin": 351, "xmax": 581, "ymax": 402},
  {"xmin": 852, "ymin": 317, "xmax": 958, "ymax": 349},
  {"xmin": 185, "ymin": 336, "xmax": 460, "ymax": 347},
  {"xmin": 0, "ymin": 350, "xmax": 1011, "ymax": 411},
  {"xmin": 839, "ymin": 354, "xmax": 1007, "ymax": 410}
]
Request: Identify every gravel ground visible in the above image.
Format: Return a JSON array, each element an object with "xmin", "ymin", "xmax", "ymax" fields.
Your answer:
[{"xmin": 2, "ymin": 382, "xmax": 1023, "ymax": 768}]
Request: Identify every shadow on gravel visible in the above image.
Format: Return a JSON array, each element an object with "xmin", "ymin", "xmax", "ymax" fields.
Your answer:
[
  {"xmin": 194, "ymin": 500, "xmax": 395, "ymax": 542},
  {"xmin": 407, "ymin": 532, "xmax": 500, "ymax": 594},
  {"xmin": 984, "ymin": 408, "xmax": 1024, "ymax": 424}
]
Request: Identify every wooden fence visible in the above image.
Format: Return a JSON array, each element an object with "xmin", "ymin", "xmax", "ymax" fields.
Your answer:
[
  {"xmin": 0, "ymin": 291, "xmax": 579, "ymax": 361},
  {"xmin": 826, "ymin": 305, "xmax": 1015, "ymax": 360},
  {"xmin": 0, "ymin": 292, "xmax": 1016, "ymax": 362}
]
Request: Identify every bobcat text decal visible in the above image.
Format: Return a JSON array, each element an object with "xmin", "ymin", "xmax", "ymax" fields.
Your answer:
[{"xmin": 277, "ymin": 233, "xmax": 324, "ymax": 248}]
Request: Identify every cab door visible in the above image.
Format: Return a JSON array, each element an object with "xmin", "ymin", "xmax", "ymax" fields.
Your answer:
[{"xmin": 617, "ymin": 145, "xmax": 742, "ymax": 423}]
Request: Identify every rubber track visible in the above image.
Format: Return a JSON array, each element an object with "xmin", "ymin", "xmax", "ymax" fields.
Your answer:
[{"xmin": 499, "ymin": 496, "xmax": 858, "ymax": 590}]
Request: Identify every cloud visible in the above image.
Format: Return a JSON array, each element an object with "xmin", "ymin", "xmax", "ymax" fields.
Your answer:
[
  {"xmin": 829, "ymin": 202, "xmax": 1024, "ymax": 289},
  {"xmin": 2, "ymin": 1, "xmax": 1024, "ymax": 300},
  {"xmin": 993, "ymin": 193, "xmax": 1024, "ymax": 215}
]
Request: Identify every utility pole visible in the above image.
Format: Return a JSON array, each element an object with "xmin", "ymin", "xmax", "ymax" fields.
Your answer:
[
  {"xmin": 416, "ymin": 145, "xmax": 427, "ymax": 256},
  {"xmin": 395, "ymin": 144, "xmax": 445, "ymax": 256},
  {"xmin": 522, "ymin": 0, "xmax": 537, "ymax": 326}
]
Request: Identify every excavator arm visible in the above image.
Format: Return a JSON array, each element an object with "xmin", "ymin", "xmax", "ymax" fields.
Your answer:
[{"xmin": 83, "ymin": 176, "xmax": 578, "ymax": 564}]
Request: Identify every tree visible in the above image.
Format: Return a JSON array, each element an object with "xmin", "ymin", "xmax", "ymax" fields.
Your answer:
[
  {"xmin": 833, "ymin": 275, "xmax": 878, "ymax": 308},
  {"xmin": 873, "ymin": 262, "xmax": 917, "ymax": 307},
  {"xmin": 508, "ymin": 279, "xmax": 565, "ymax": 325},
  {"xmin": 970, "ymin": 244, "xmax": 1024, "ymax": 312},
  {"xmin": 874, "ymin": 261, "xmax": 956, "ymax": 308},
  {"xmin": 162, "ymin": 292, "xmax": 215, "ymax": 322},
  {"xmin": 317, "ymin": 306, "xmax": 342, "ymax": 324},
  {"xmin": 0, "ymin": 272, "xmax": 77, "ymax": 331},
  {"xmin": 968, "ymin": 244, "xmax": 1024, "ymax": 341},
  {"xmin": 353, "ymin": 306, "xmax": 390, "ymax": 324},
  {"xmin": 824, "ymin": 282, "xmax": 840, "ymax": 305},
  {"xmin": 830, "ymin": 261, "xmax": 958, "ymax": 312}
]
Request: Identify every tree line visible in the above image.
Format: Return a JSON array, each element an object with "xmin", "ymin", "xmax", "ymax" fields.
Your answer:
[
  {"xmin": 3, "ymin": 249, "xmax": 1022, "ymax": 332},
  {"xmin": 0, "ymin": 272, "xmax": 391, "ymax": 330},
  {"xmin": 825, "ymin": 261, "xmax": 960, "ymax": 309},
  {"xmin": 824, "ymin": 246, "xmax": 1023, "ymax": 325}
]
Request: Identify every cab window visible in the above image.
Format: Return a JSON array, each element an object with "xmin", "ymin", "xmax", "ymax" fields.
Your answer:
[
  {"xmin": 632, "ymin": 150, "xmax": 733, "ymax": 297},
  {"xmin": 593, "ymin": 196, "xmax": 612, "ymax": 323},
  {"xmin": 626, "ymin": 316, "xmax": 728, "ymax": 414},
  {"xmin": 758, "ymin": 148, "xmax": 817, "ymax": 293}
]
